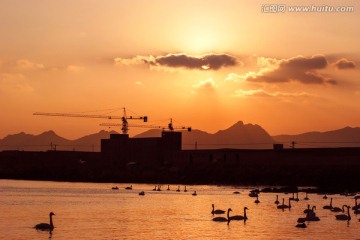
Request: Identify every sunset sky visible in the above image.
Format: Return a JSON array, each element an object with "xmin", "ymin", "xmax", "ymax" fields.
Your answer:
[{"xmin": 1, "ymin": 0, "xmax": 359, "ymax": 139}]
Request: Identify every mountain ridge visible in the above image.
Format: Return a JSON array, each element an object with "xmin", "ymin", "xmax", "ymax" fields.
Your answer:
[{"xmin": 1, "ymin": 122, "xmax": 360, "ymax": 151}]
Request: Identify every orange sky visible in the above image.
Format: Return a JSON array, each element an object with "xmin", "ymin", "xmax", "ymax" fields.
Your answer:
[{"xmin": 1, "ymin": 0, "xmax": 360, "ymax": 139}]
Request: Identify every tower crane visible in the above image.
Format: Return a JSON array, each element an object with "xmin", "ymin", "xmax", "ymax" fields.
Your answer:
[
  {"xmin": 33, "ymin": 108, "xmax": 147, "ymax": 134},
  {"xmin": 100, "ymin": 118, "xmax": 191, "ymax": 132}
]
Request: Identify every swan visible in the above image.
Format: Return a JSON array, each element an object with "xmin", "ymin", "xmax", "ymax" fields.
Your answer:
[
  {"xmin": 125, "ymin": 185, "xmax": 132, "ymax": 190},
  {"xmin": 212, "ymin": 204, "xmax": 225, "ymax": 215},
  {"xmin": 352, "ymin": 198, "xmax": 359, "ymax": 210},
  {"xmin": 112, "ymin": 186, "xmax": 119, "ymax": 190},
  {"xmin": 34, "ymin": 212, "xmax": 55, "ymax": 231},
  {"xmin": 335, "ymin": 206, "xmax": 351, "ymax": 221},
  {"xmin": 274, "ymin": 195, "xmax": 279, "ymax": 204},
  {"xmin": 139, "ymin": 191, "xmax": 145, "ymax": 196},
  {"xmin": 167, "ymin": 185, "xmax": 170, "ymax": 191},
  {"xmin": 354, "ymin": 209, "xmax": 360, "ymax": 214},
  {"xmin": 176, "ymin": 186, "xmax": 180, "ymax": 192},
  {"xmin": 304, "ymin": 192, "xmax": 309, "ymax": 200},
  {"xmin": 277, "ymin": 198, "xmax": 291, "ymax": 209},
  {"xmin": 294, "ymin": 192, "xmax": 299, "ymax": 202},
  {"xmin": 296, "ymin": 223, "xmax": 307, "ymax": 228},
  {"xmin": 331, "ymin": 204, "xmax": 346, "ymax": 213},
  {"xmin": 298, "ymin": 206, "xmax": 320, "ymax": 222},
  {"xmin": 289, "ymin": 193, "xmax": 295, "ymax": 201},
  {"xmin": 323, "ymin": 194, "xmax": 328, "ymax": 199},
  {"xmin": 254, "ymin": 195, "xmax": 260, "ymax": 204},
  {"xmin": 303, "ymin": 204, "xmax": 311, "ymax": 214},
  {"xmin": 157, "ymin": 185, "xmax": 161, "ymax": 191},
  {"xmin": 230, "ymin": 207, "xmax": 248, "ymax": 221},
  {"xmin": 192, "ymin": 191, "xmax": 197, "ymax": 196},
  {"xmin": 233, "ymin": 191, "xmax": 240, "ymax": 194},
  {"xmin": 153, "ymin": 186, "xmax": 157, "ymax": 191},
  {"xmin": 213, "ymin": 208, "xmax": 232, "ymax": 224},
  {"xmin": 323, "ymin": 198, "xmax": 333, "ymax": 209},
  {"xmin": 184, "ymin": 186, "xmax": 187, "ymax": 192}
]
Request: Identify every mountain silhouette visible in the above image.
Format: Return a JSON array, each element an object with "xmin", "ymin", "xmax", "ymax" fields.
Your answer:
[
  {"xmin": 0, "ymin": 130, "xmax": 117, "ymax": 151},
  {"xmin": 1, "ymin": 123, "xmax": 360, "ymax": 151},
  {"xmin": 135, "ymin": 121, "xmax": 275, "ymax": 149},
  {"xmin": 273, "ymin": 126, "xmax": 360, "ymax": 148}
]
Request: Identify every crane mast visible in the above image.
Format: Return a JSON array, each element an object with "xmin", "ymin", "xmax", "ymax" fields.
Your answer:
[{"xmin": 33, "ymin": 108, "xmax": 147, "ymax": 134}]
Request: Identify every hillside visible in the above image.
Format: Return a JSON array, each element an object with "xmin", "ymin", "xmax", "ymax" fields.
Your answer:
[{"xmin": 272, "ymin": 127, "xmax": 360, "ymax": 148}]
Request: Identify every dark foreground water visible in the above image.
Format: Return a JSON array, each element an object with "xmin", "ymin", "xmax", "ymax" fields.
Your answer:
[{"xmin": 0, "ymin": 180, "xmax": 359, "ymax": 239}]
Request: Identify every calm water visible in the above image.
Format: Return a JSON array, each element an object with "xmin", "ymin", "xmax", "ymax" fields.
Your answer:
[{"xmin": 0, "ymin": 180, "xmax": 359, "ymax": 240}]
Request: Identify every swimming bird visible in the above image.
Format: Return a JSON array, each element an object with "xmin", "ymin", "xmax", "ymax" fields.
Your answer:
[
  {"xmin": 294, "ymin": 192, "xmax": 299, "ymax": 202},
  {"xmin": 184, "ymin": 186, "xmax": 187, "ymax": 192},
  {"xmin": 254, "ymin": 195, "xmax": 260, "ymax": 204},
  {"xmin": 298, "ymin": 206, "xmax": 320, "ymax": 222},
  {"xmin": 112, "ymin": 186, "xmax": 119, "ymax": 190},
  {"xmin": 153, "ymin": 186, "xmax": 157, "ymax": 191},
  {"xmin": 323, "ymin": 198, "xmax": 333, "ymax": 209},
  {"xmin": 277, "ymin": 198, "xmax": 291, "ymax": 210},
  {"xmin": 296, "ymin": 223, "xmax": 307, "ymax": 228},
  {"xmin": 331, "ymin": 204, "xmax": 346, "ymax": 213},
  {"xmin": 34, "ymin": 212, "xmax": 55, "ymax": 231},
  {"xmin": 304, "ymin": 192, "xmax": 309, "ymax": 200},
  {"xmin": 323, "ymin": 194, "xmax": 328, "ymax": 199},
  {"xmin": 230, "ymin": 207, "xmax": 248, "ymax": 221},
  {"xmin": 125, "ymin": 185, "xmax": 132, "ymax": 190},
  {"xmin": 354, "ymin": 209, "xmax": 360, "ymax": 214},
  {"xmin": 274, "ymin": 195, "xmax": 279, "ymax": 204},
  {"xmin": 233, "ymin": 191, "xmax": 240, "ymax": 194},
  {"xmin": 139, "ymin": 191, "xmax": 145, "ymax": 196},
  {"xmin": 192, "ymin": 191, "xmax": 197, "ymax": 196},
  {"xmin": 212, "ymin": 204, "xmax": 225, "ymax": 215},
  {"xmin": 167, "ymin": 185, "xmax": 170, "ymax": 191},
  {"xmin": 212, "ymin": 208, "xmax": 232, "ymax": 224},
  {"xmin": 335, "ymin": 205, "xmax": 351, "ymax": 221},
  {"xmin": 352, "ymin": 198, "xmax": 359, "ymax": 210},
  {"xmin": 303, "ymin": 204, "xmax": 311, "ymax": 214},
  {"xmin": 176, "ymin": 186, "xmax": 180, "ymax": 192}
]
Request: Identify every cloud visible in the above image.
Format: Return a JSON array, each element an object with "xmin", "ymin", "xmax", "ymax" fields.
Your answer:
[
  {"xmin": 192, "ymin": 78, "xmax": 217, "ymax": 93},
  {"xmin": 245, "ymin": 55, "xmax": 337, "ymax": 85},
  {"xmin": 233, "ymin": 88, "xmax": 312, "ymax": 98},
  {"xmin": 114, "ymin": 53, "xmax": 238, "ymax": 70},
  {"xmin": 334, "ymin": 58, "xmax": 356, "ymax": 70},
  {"xmin": 0, "ymin": 73, "xmax": 33, "ymax": 92},
  {"xmin": 15, "ymin": 59, "xmax": 45, "ymax": 70}
]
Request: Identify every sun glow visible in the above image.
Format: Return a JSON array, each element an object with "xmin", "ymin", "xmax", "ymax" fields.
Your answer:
[{"xmin": 182, "ymin": 29, "xmax": 218, "ymax": 53}]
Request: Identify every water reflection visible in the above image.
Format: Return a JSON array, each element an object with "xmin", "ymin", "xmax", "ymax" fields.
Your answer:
[{"xmin": 0, "ymin": 180, "xmax": 359, "ymax": 240}]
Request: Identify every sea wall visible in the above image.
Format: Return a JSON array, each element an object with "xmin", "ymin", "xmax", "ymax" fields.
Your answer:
[{"xmin": 0, "ymin": 148, "xmax": 359, "ymax": 191}]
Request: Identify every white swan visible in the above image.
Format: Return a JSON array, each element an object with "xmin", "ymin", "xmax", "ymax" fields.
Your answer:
[
  {"xmin": 323, "ymin": 198, "xmax": 333, "ymax": 209},
  {"xmin": 336, "ymin": 206, "xmax": 351, "ymax": 221},
  {"xmin": 34, "ymin": 212, "xmax": 55, "ymax": 231},
  {"xmin": 213, "ymin": 208, "xmax": 232, "ymax": 224},
  {"xmin": 230, "ymin": 207, "xmax": 248, "ymax": 221},
  {"xmin": 212, "ymin": 204, "xmax": 225, "ymax": 215}
]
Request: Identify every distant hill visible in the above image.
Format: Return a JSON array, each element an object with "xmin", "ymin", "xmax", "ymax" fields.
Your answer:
[
  {"xmin": 272, "ymin": 127, "xmax": 360, "ymax": 148},
  {"xmin": 0, "ymin": 130, "xmax": 118, "ymax": 152},
  {"xmin": 135, "ymin": 121, "xmax": 275, "ymax": 149},
  {"xmin": 1, "ymin": 123, "xmax": 360, "ymax": 151}
]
